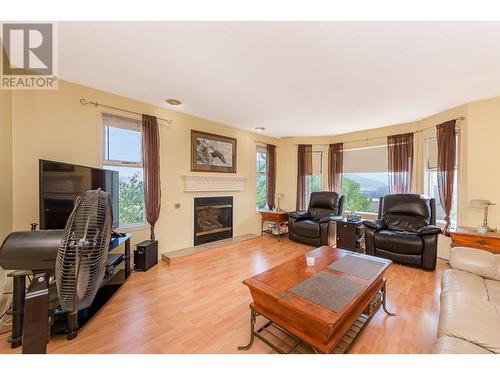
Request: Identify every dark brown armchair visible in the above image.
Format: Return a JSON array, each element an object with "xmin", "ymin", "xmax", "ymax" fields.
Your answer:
[
  {"xmin": 363, "ymin": 194, "xmax": 441, "ymax": 270},
  {"xmin": 287, "ymin": 192, "xmax": 344, "ymax": 247}
]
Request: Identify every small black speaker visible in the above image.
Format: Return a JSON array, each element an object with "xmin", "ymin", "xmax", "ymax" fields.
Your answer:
[{"xmin": 134, "ymin": 240, "xmax": 158, "ymax": 272}]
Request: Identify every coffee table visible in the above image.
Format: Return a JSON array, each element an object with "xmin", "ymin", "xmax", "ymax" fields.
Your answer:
[{"xmin": 238, "ymin": 246, "xmax": 395, "ymax": 354}]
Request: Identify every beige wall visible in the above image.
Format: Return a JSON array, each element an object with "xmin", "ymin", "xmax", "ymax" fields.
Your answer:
[
  {"xmin": 10, "ymin": 80, "xmax": 277, "ymax": 254},
  {"xmin": 0, "ymin": 87, "xmax": 13, "ymax": 302},
  {"xmin": 464, "ymin": 97, "xmax": 500, "ymax": 227}
]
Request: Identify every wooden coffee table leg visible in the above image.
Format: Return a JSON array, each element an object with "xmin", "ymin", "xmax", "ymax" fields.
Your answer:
[
  {"xmin": 238, "ymin": 309, "xmax": 257, "ymax": 350},
  {"xmin": 381, "ymin": 279, "xmax": 396, "ymax": 316}
]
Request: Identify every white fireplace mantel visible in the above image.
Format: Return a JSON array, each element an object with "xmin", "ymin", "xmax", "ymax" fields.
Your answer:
[{"xmin": 181, "ymin": 174, "xmax": 247, "ymax": 192}]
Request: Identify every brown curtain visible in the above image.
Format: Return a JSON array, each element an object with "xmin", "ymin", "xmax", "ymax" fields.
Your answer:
[
  {"xmin": 328, "ymin": 143, "xmax": 343, "ymax": 193},
  {"xmin": 266, "ymin": 144, "xmax": 277, "ymax": 210},
  {"xmin": 387, "ymin": 132, "xmax": 414, "ymax": 194},
  {"xmin": 142, "ymin": 114, "xmax": 161, "ymax": 240},
  {"xmin": 296, "ymin": 144, "xmax": 312, "ymax": 210},
  {"xmin": 437, "ymin": 120, "xmax": 457, "ymax": 233}
]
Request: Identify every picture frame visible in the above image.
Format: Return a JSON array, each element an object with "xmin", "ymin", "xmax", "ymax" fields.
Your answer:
[{"xmin": 191, "ymin": 130, "xmax": 237, "ymax": 173}]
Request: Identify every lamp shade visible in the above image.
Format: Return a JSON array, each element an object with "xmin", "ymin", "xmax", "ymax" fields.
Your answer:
[{"xmin": 469, "ymin": 199, "xmax": 495, "ymax": 208}]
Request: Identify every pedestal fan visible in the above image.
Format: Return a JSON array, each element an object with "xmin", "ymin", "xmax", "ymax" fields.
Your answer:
[
  {"xmin": 56, "ymin": 188, "xmax": 113, "ymax": 339},
  {"xmin": 0, "ymin": 188, "xmax": 113, "ymax": 353}
]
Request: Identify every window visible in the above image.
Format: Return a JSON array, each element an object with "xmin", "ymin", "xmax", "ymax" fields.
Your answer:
[
  {"xmin": 102, "ymin": 113, "xmax": 145, "ymax": 226},
  {"xmin": 304, "ymin": 151, "xmax": 323, "ymax": 208},
  {"xmin": 342, "ymin": 146, "xmax": 389, "ymax": 213},
  {"xmin": 424, "ymin": 135, "xmax": 459, "ymax": 224},
  {"xmin": 256, "ymin": 145, "xmax": 268, "ymax": 210}
]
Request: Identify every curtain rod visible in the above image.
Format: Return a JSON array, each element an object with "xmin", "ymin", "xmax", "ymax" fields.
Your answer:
[
  {"xmin": 293, "ymin": 116, "xmax": 465, "ymax": 147},
  {"xmin": 80, "ymin": 98, "xmax": 173, "ymax": 124}
]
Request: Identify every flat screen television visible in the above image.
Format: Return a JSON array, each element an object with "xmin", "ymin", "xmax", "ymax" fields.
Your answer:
[{"xmin": 39, "ymin": 159, "xmax": 119, "ymax": 230}]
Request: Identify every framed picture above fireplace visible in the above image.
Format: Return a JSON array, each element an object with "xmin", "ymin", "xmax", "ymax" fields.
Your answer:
[{"xmin": 191, "ymin": 130, "xmax": 237, "ymax": 173}]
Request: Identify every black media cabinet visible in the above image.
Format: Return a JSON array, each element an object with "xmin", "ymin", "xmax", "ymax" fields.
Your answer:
[
  {"xmin": 6, "ymin": 233, "xmax": 132, "ymax": 349},
  {"xmin": 336, "ymin": 219, "xmax": 365, "ymax": 253}
]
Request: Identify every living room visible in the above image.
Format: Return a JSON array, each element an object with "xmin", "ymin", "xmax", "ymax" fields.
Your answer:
[{"xmin": 2, "ymin": 1, "xmax": 500, "ymax": 373}]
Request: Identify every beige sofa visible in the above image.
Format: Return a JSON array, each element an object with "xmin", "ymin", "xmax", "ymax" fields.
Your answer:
[{"xmin": 433, "ymin": 247, "xmax": 500, "ymax": 354}]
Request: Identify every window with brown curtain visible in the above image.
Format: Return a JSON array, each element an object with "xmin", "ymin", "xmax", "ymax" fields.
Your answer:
[
  {"xmin": 387, "ymin": 132, "xmax": 414, "ymax": 194},
  {"xmin": 436, "ymin": 120, "xmax": 457, "ymax": 233},
  {"xmin": 425, "ymin": 134, "xmax": 458, "ymax": 224},
  {"xmin": 328, "ymin": 143, "xmax": 343, "ymax": 193},
  {"xmin": 304, "ymin": 151, "xmax": 323, "ymax": 208},
  {"xmin": 256, "ymin": 144, "xmax": 268, "ymax": 210},
  {"xmin": 296, "ymin": 144, "xmax": 312, "ymax": 210},
  {"xmin": 266, "ymin": 144, "xmax": 276, "ymax": 210}
]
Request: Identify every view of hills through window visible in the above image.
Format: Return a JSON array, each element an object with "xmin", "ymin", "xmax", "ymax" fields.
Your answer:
[{"xmin": 342, "ymin": 172, "xmax": 389, "ymax": 213}]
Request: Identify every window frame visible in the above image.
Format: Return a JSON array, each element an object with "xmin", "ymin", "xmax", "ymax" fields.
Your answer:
[{"xmin": 101, "ymin": 112, "xmax": 147, "ymax": 228}]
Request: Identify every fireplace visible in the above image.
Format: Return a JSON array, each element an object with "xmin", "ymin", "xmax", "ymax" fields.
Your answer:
[{"xmin": 194, "ymin": 196, "xmax": 233, "ymax": 246}]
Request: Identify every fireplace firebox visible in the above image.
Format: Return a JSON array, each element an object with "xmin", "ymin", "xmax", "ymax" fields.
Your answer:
[{"xmin": 194, "ymin": 196, "xmax": 233, "ymax": 246}]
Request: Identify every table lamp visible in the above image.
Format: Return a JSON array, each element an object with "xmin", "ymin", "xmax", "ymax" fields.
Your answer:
[
  {"xmin": 275, "ymin": 193, "xmax": 285, "ymax": 212},
  {"xmin": 469, "ymin": 199, "xmax": 496, "ymax": 233}
]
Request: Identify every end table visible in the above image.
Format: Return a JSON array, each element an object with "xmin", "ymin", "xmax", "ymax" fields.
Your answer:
[
  {"xmin": 336, "ymin": 219, "xmax": 365, "ymax": 252},
  {"xmin": 449, "ymin": 226, "xmax": 500, "ymax": 253},
  {"xmin": 260, "ymin": 210, "xmax": 289, "ymax": 241}
]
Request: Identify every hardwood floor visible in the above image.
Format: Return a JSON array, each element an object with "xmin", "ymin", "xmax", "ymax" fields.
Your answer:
[{"xmin": 0, "ymin": 236, "xmax": 447, "ymax": 354}]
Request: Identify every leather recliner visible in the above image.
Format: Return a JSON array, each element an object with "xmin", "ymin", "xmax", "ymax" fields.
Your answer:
[
  {"xmin": 363, "ymin": 194, "xmax": 441, "ymax": 270},
  {"xmin": 287, "ymin": 192, "xmax": 344, "ymax": 247}
]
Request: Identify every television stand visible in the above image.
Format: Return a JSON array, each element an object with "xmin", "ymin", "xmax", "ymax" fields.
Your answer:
[
  {"xmin": 61, "ymin": 232, "xmax": 132, "ymax": 340},
  {"xmin": 6, "ymin": 233, "xmax": 132, "ymax": 350},
  {"xmin": 108, "ymin": 233, "xmax": 132, "ymax": 279}
]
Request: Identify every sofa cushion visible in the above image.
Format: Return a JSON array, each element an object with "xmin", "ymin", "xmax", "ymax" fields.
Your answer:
[
  {"xmin": 441, "ymin": 269, "xmax": 488, "ymax": 300},
  {"xmin": 432, "ymin": 336, "xmax": 493, "ymax": 354},
  {"xmin": 373, "ymin": 230, "xmax": 423, "ymax": 255},
  {"xmin": 438, "ymin": 291, "xmax": 500, "ymax": 353},
  {"xmin": 292, "ymin": 219, "xmax": 320, "ymax": 238},
  {"xmin": 450, "ymin": 247, "xmax": 500, "ymax": 282}
]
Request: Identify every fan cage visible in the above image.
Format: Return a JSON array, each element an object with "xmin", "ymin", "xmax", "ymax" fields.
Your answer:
[{"xmin": 55, "ymin": 189, "xmax": 113, "ymax": 312}]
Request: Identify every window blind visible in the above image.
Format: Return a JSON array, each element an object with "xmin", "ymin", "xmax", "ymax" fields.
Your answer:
[
  {"xmin": 102, "ymin": 112, "xmax": 141, "ymax": 131},
  {"xmin": 426, "ymin": 133, "xmax": 459, "ymax": 170},
  {"xmin": 343, "ymin": 145, "xmax": 388, "ymax": 173},
  {"xmin": 312, "ymin": 151, "xmax": 322, "ymax": 175},
  {"xmin": 426, "ymin": 138, "xmax": 438, "ymax": 170}
]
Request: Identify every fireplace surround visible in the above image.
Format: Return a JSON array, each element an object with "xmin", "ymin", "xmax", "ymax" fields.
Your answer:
[{"xmin": 193, "ymin": 196, "xmax": 233, "ymax": 246}]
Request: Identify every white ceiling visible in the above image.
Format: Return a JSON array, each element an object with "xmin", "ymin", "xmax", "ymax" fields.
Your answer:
[{"xmin": 59, "ymin": 22, "xmax": 500, "ymax": 137}]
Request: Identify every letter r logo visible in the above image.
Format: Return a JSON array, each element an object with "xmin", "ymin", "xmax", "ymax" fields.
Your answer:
[{"xmin": 2, "ymin": 23, "xmax": 53, "ymax": 76}]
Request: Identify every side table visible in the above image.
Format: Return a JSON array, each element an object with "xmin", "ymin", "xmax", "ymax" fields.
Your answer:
[
  {"xmin": 260, "ymin": 210, "xmax": 289, "ymax": 241},
  {"xmin": 449, "ymin": 226, "xmax": 500, "ymax": 253},
  {"xmin": 336, "ymin": 219, "xmax": 365, "ymax": 252}
]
